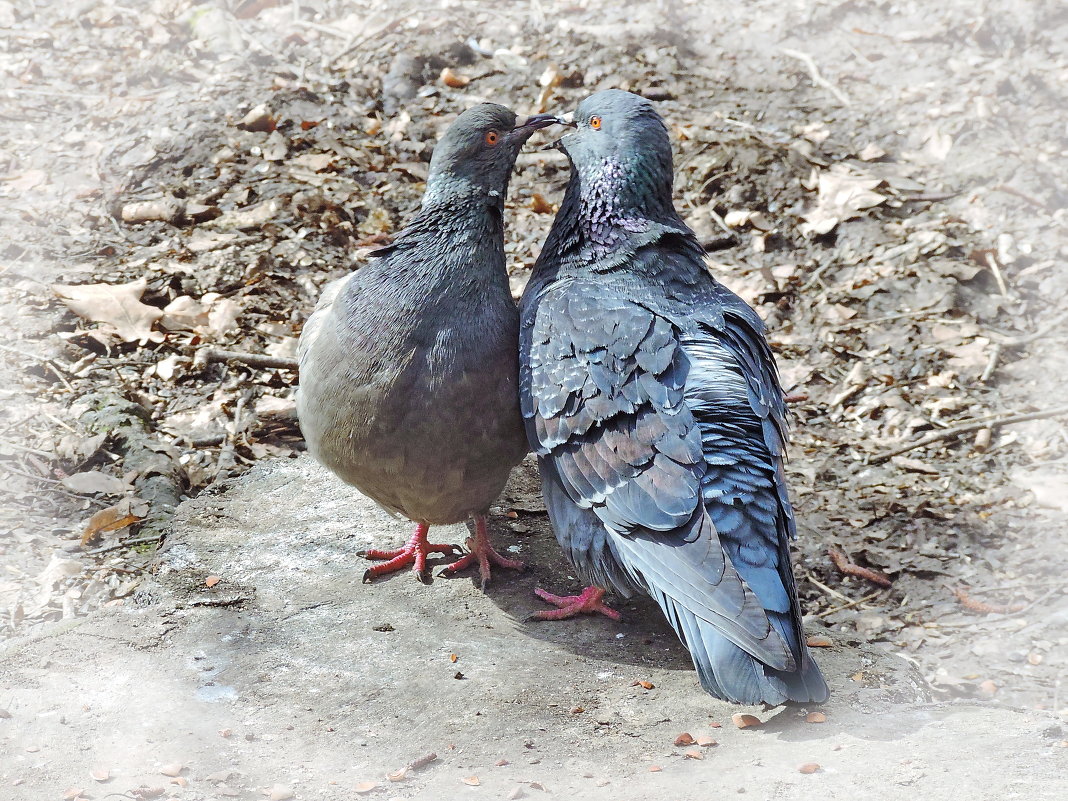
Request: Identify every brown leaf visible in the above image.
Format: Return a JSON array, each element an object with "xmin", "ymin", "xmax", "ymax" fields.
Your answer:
[
  {"xmin": 53, "ymin": 279, "xmax": 163, "ymax": 344},
  {"xmin": 81, "ymin": 498, "xmax": 146, "ymax": 544},
  {"xmin": 439, "ymin": 67, "xmax": 470, "ymax": 88},
  {"xmin": 530, "ymin": 193, "xmax": 554, "ymax": 214},
  {"xmin": 673, "ymin": 733, "xmax": 695, "ymax": 746},
  {"xmin": 732, "ymin": 714, "xmax": 761, "ymax": 729}
]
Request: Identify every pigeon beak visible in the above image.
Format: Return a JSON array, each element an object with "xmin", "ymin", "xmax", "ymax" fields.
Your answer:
[{"xmin": 513, "ymin": 113, "xmax": 562, "ymax": 132}]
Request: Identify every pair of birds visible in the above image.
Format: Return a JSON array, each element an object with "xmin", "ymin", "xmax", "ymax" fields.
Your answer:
[{"xmin": 296, "ymin": 90, "xmax": 829, "ymax": 706}]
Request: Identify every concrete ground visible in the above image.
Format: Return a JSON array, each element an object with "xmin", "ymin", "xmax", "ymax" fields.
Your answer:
[{"xmin": 2, "ymin": 456, "xmax": 1065, "ymax": 801}]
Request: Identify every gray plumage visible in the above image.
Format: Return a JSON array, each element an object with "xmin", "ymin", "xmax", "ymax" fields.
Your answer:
[
  {"xmin": 298, "ymin": 104, "xmax": 549, "ymax": 542},
  {"xmin": 519, "ymin": 90, "xmax": 828, "ymax": 705}
]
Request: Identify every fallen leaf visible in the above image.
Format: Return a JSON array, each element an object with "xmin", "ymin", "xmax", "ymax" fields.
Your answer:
[
  {"xmin": 695, "ymin": 736, "xmax": 717, "ymax": 747},
  {"xmin": 440, "ymin": 67, "xmax": 470, "ymax": 88},
  {"xmin": 636, "ymin": 680, "xmax": 654, "ymax": 690},
  {"xmin": 530, "ymin": 193, "xmax": 554, "ymax": 214},
  {"xmin": 386, "ymin": 768, "xmax": 407, "ymax": 782},
  {"xmin": 799, "ymin": 164, "xmax": 885, "ymax": 237},
  {"xmin": 54, "ymin": 279, "xmax": 164, "ymax": 343},
  {"xmin": 805, "ymin": 712, "xmax": 827, "ymax": 724},
  {"xmin": 683, "ymin": 749, "xmax": 703, "ymax": 760},
  {"xmin": 798, "ymin": 763, "xmax": 821, "ymax": 774},
  {"xmin": 732, "ymin": 713, "xmax": 761, "ymax": 729},
  {"xmin": 62, "ymin": 471, "xmax": 128, "ymax": 496},
  {"xmin": 81, "ymin": 500, "xmax": 145, "ymax": 544},
  {"xmin": 354, "ymin": 782, "xmax": 378, "ymax": 794},
  {"xmin": 462, "ymin": 775, "xmax": 480, "ymax": 786},
  {"xmin": 205, "ymin": 576, "xmax": 221, "ymax": 588},
  {"xmin": 673, "ymin": 733, "xmax": 695, "ymax": 746}
]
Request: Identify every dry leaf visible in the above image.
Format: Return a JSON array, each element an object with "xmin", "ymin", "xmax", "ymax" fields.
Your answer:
[
  {"xmin": 80, "ymin": 498, "xmax": 146, "ymax": 544},
  {"xmin": 205, "ymin": 576, "xmax": 221, "ymax": 588},
  {"xmin": 683, "ymin": 749, "xmax": 703, "ymax": 760},
  {"xmin": 54, "ymin": 279, "xmax": 164, "ymax": 344},
  {"xmin": 354, "ymin": 782, "xmax": 378, "ymax": 794},
  {"xmin": 695, "ymin": 736, "xmax": 717, "ymax": 747},
  {"xmin": 732, "ymin": 713, "xmax": 761, "ymax": 729},
  {"xmin": 530, "ymin": 193, "xmax": 554, "ymax": 214},
  {"xmin": 461, "ymin": 776, "xmax": 480, "ymax": 786},
  {"xmin": 673, "ymin": 733, "xmax": 695, "ymax": 746},
  {"xmin": 799, "ymin": 164, "xmax": 885, "ymax": 237},
  {"xmin": 386, "ymin": 768, "xmax": 407, "ymax": 782},
  {"xmin": 62, "ymin": 471, "xmax": 128, "ymax": 496},
  {"xmin": 440, "ymin": 68, "xmax": 470, "ymax": 88},
  {"xmin": 636, "ymin": 680, "xmax": 654, "ymax": 690},
  {"xmin": 806, "ymin": 636, "xmax": 833, "ymax": 647}
]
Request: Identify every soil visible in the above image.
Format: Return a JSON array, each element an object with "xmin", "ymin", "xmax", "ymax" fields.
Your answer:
[{"xmin": 2, "ymin": 1, "xmax": 1067, "ymax": 799}]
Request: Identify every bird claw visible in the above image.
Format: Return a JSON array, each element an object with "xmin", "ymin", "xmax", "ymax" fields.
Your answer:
[
  {"xmin": 529, "ymin": 585, "xmax": 621, "ymax": 622},
  {"xmin": 438, "ymin": 534, "xmax": 525, "ymax": 589},
  {"xmin": 358, "ymin": 534, "xmax": 462, "ymax": 583}
]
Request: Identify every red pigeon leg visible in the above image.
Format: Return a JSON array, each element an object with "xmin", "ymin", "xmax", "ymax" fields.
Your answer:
[
  {"xmin": 359, "ymin": 523, "xmax": 460, "ymax": 583},
  {"xmin": 439, "ymin": 515, "xmax": 524, "ymax": 590},
  {"xmin": 530, "ymin": 585, "xmax": 621, "ymax": 621}
]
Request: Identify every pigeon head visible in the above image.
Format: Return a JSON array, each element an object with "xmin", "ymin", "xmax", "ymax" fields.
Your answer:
[
  {"xmin": 556, "ymin": 89, "xmax": 677, "ymax": 223},
  {"xmin": 423, "ymin": 103, "xmax": 557, "ymax": 207}
]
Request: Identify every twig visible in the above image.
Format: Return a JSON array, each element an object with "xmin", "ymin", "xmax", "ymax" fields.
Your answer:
[
  {"xmin": 781, "ymin": 48, "xmax": 851, "ymax": 105},
  {"xmin": 806, "ymin": 574, "xmax": 852, "ymax": 603},
  {"xmin": 828, "ymin": 547, "xmax": 892, "ymax": 587},
  {"xmin": 982, "ymin": 251, "xmax": 1010, "ymax": 296},
  {"xmin": 979, "ymin": 343, "xmax": 1001, "ymax": 383},
  {"xmin": 199, "ymin": 349, "xmax": 298, "ymax": 371},
  {"xmin": 828, "ymin": 303, "xmax": 946, "ymax": 331},
  {"xmin": 990, "ymin": 310, "xmax": 1068, "ymax": 347},
  {"xmin": 0, "ymin": 436, "xmax": 54, "ymax": 458},
  {"xmin": 815, "ymin": 591, "xmax": 882, "ymax": 618},
  {"xmin": 331, "ymin": 12, "xmax": 418, "ymax": 66},
  {"xmin": 871, "ymin": 404, "xmax": 1068, "ymax": 463},
  {"xmin": 85, "ymin": 535, "xmax": 161, "ymax": 556},
  {"xmin": 902, "ymin": 191, "xmax": 961, "ymax": 202},
  {"xmin": 953, "ymin": 587, "xmax": 1024, "ymax": 615}
]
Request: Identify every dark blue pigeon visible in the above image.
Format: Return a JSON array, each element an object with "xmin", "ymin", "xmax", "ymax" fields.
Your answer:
[{"xmin": 519, "ymin": 90, "xmax": 829, "ymax": 705}]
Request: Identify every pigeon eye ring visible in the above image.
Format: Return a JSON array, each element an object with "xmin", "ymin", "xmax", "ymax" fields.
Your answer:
[
  {"xmin": 484, "ymin": 130, "xmax": 500, "ymax": 145},
  {"xmin": 589, "ymin": 116, "xmax": 602, "ymax": 130}
]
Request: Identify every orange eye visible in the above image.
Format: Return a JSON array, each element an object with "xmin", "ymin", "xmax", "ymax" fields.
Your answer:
[
  {"xmin": 484, "ymin": 130, "xmax": 500, "ymax": 145},
  {"xmin": 589, "ymin": 116, "xmax": 602, "ymax": 130}
]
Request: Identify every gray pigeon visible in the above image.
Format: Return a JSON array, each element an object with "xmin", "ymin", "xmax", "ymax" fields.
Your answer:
[
  {"xmin": 519, "ymin": 90, "xmax": 828, "ymax": 705},
  {"xmin": 298, "ymin": 104, "xmax": 556, "ymax": 586}
]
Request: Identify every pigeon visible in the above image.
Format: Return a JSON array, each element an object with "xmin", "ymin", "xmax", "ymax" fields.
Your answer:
[
  {"xmin": 298, "ymin": 104, "xmax": 556, "ymax": 587},
  {"xmin": 519, "ymin": 90, "xmax": 829, "ymax": 705}
]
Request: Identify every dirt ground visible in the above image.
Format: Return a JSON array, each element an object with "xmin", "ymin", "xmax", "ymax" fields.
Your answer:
[{"xmin": 2, "ymin": 1, "xmax": 1068, "ymax": 799}]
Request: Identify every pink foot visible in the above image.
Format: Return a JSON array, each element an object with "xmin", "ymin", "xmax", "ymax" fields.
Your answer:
[
  {"xmin": 359, "ymin": 523, "xmax": 460, "ymax": 583},
  {"xmin": 529, "ymin": 585, "xmax": 621, "ymax": 622},
  {"xmin": 438, "ymin": 515, "xmax": 524, "ymax": 590}
]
